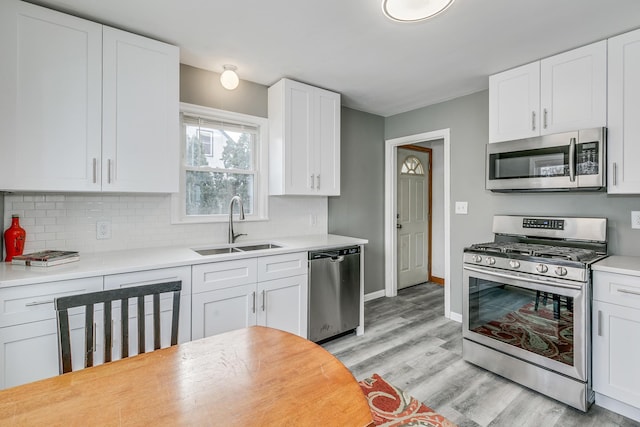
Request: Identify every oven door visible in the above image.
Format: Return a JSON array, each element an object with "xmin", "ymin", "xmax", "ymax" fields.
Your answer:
[{"xmin": 463, "ymin": 265, "xmax": 588, "ymax": 381}]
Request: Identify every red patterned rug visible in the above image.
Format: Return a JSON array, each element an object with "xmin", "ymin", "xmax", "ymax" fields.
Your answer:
[{"xmin": 358, "ymin": 374, "xmax": 457, "ymax": 427}]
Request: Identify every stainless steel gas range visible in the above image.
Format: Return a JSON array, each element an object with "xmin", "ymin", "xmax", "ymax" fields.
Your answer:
[{"xmin": 462, "ymin": 215, "xmax": 607, "ymax": 412}]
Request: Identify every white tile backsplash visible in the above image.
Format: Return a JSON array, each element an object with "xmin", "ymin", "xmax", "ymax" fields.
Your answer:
[{"xmin": 3, "ymin": 193, "xmax": 328, "ymax": 256}]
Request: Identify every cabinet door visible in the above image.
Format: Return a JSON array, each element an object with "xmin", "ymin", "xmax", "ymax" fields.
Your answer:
[
  {"xmin": 192, "ymin": 285, "xmax": 257, "ymax": 340},
  {"xmin": 593, "ymin": 300, "xmax": 640, "ymax": 408},
  {"xmin": 0, "ymin": 314, "xmax": 104, "ymax": 389},
  {"xmin": 608, "ymin": 29, "xmax": 640, "ymax": 194},
  {"xmin": 257, "ymin": 275, "xmax": 308, "ymax": 338},
  {"xmin": 102, "ymin": 26, "xmax": 179, "ymax": 193},
  {"xmin": 540, "ymin": 41, "xmax": 607, "ymax": 135},
  {"xmin": 104, "ymin": 266, "xmax": 191, "ymax": 359},
  {"xmin": 0, "ymin": 0, "xmax": 102, "ymax": 191},
  {"xmin": 489, "ymin": 62, "xmax": 540, "ymax": 143},
  {"xmin": 285, "ymin": 80, "xmax": 315, "ymax": 194},
  {"xmin": 315, "ymin": 88, "xmax": 341, "ymax": 195}
]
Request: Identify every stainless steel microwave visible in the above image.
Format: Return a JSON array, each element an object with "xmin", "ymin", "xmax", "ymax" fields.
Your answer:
[{"xmin": 486, "ymin": 127, "xmax": 606, "ymax": 192}]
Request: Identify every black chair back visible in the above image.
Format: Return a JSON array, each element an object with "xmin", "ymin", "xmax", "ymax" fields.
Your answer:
[{"xmin": 54, "ymin": 280, "xmax": 181, "ymax": 374}]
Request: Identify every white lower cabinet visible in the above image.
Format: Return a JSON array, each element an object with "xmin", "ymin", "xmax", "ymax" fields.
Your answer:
[
  {"xmin": 0, "ymin": 276, "xmax": 103, "ymax": 389},
  {"xmin": 258, "ymin": 275, "xmax": 307, "ymax": 338},
  {"xmin": 192, "ymin": 252, "xmax": 308, "ymax": 340},
  {"xmin": 593, "ymin": 271, "xmax": 640, "ymax": 415}
]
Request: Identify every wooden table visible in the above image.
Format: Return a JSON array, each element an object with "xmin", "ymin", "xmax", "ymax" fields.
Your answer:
[{"xmin": 0, "ymin": 326, "xmax": 373, "ymax": 426}]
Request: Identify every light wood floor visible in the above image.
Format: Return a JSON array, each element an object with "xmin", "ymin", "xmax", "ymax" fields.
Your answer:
[{"xmin": 322, "ymin": 282, "xmax": 639, "ymax": 427}]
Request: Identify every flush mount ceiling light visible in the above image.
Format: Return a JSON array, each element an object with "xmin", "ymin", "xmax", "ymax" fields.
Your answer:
[
  {"xmin": 220, "ymin": 64, "xmax": 239, "ymax": 90},
  {"xmin": 382, "ymin": 0, "xmax": 454, "ymax": 22}
]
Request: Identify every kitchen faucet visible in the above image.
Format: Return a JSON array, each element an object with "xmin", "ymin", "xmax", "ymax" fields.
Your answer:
[{"xmin": 228, "ymin": 195, "xmax": 246, "ymax": 244}]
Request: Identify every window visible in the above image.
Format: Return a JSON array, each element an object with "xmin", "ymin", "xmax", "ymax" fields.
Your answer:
[
  {"xmin": 400, "ymin": 155, "xmax": 425, "ymax": 175},
  {"xmin": 172, "ymin": 103, "xmax": 268, "ymax": 223}
]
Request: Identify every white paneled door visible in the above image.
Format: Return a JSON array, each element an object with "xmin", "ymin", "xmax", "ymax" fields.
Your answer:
[{"xmin": 397, "ymin": 149, "xmax": 430, "ymax": 289}]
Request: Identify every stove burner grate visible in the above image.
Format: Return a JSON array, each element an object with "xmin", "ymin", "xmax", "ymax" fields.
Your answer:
[{"xmin": 467, "ymin": 242, "xmax": 598, "ymax": 262}]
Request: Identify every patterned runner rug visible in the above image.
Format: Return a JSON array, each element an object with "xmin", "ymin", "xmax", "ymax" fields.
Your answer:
[{"xmin": 358, "ymin": 374, "xmax": 457, "ymax": 427}]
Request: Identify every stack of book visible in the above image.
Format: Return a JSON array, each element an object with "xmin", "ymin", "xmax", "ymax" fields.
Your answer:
[{"xmin": 11, "ymin": 250, "xmax": 80, "ymax": 267}]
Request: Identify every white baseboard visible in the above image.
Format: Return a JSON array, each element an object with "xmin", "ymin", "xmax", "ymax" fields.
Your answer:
[
  {"xmin": 448, "ymin": 311, "xmax": 462, "ymax": 323},
  {"xmin": 595, "ymin": 392, "xmax": 640, "ymax": 422},
  {"xmin": 364, "ymin": 289, "xmax": 385, "ymax": 302}
]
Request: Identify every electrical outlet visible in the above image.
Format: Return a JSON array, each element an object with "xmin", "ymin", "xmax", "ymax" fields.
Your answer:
[
  {"xmin": 96, "ymin": 220, "xmax": 112, "ymax": 239},
  {"xmin": 632, "ymin": 211, "xmax": 640, "ymax": 229},
  {"xmin": 455, "ymin": 201, "xmax": 468, "ymax": 215}
]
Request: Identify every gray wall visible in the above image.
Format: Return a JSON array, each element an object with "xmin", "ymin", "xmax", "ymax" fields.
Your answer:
[
  {"xmin": 385, "ymin": 89, "xmax": 640, "ymax": 315},
  {"xmin": 328, "ymin": 107, "xmax": 385, "ymax": 294},
  {"xmin": 180, "ymin": 64, "xmax": 268, "ymax": 117}
]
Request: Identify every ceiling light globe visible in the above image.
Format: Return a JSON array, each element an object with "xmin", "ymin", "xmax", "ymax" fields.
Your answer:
[
  {"xmin": 220, "ymin": 65, "xmax": 239, "ymax": 90},
  {"xmin": 382, "ymin": 0, "xmax": 454, "ymax": 22}
]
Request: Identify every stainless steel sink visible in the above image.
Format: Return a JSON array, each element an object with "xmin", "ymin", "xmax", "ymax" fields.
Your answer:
[
  {"xmin": 235, "ymin": 243, "xmax": 282, "ymax": 251},
  {"xmin": 194, "ymin": 247, "xmax": 242, "ymax": 256},
  {"xmin": 192, "ymin": 243, "xmax": 282, "ymax": 256}
]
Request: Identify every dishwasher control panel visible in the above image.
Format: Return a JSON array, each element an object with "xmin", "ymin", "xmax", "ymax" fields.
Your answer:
[{"xmin": 308, "ymin": 246, "xmax": 360, "ymax": 260}]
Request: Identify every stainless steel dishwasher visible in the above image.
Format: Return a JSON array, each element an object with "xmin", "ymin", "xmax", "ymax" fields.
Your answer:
[{"xmin": 308, "ymin": 246, "xmax": 360, "ymax": 343}]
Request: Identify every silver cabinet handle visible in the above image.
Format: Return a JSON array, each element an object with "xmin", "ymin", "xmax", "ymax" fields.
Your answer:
[
  {"xmin": 317, "ymin": 174, "xmax": 320, "ymax": 190},
  {"xmin": 543, "ymin": 108, "xmax": 548, "ymax": 129},
  {"xmin": 93, "ymin": 322, "xmax": 97, "ymax": 352},
  {"xmin": 251, "ymin": 291, "xmax": 256, "ymax": 314},
  {"xmin": 107, "ymin": 159, "xmax": 112, "ymax": 184},
  {"xmin": 310, "ymin": 174, "xmax": 314, "ymax": 189},
  {"xmin": 597, "ymin": 310, "xmax": 603, "ymax": 337},
  {"xmin": 261, "ymin": 290, "xmax": 266, "ymax": 312},
  {"xmin": 25, "ymin": 299, "xmax": 54, "ymax": 307},
  {"xmin": 569, "ymin": 137, "xmax": 576, "ymax": 182},
  {"xmin": 92, "ymin": 158, "xmax": 98, "ymax": 184},
  {"xmin": 613, "ymin": 162, "xmax": 618, "ymax": 186},
  {"xmin": 618, "ymin": 288, "xmax": 640, "ymax": 296},
  {"xmin": 531, "ymin": 111, "xmax": 536, "ymax": 131}
]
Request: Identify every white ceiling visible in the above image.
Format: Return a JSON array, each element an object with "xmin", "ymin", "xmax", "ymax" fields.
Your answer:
[{"xmin": 31, "ymin": 0, "xmax": 640, "ymax": 117}]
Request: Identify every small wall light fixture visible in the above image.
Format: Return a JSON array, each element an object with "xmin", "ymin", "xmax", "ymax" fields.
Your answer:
[
  {"xmin": 382, "ymin": 0, "xmax": 454, "ymax": 22},
  {"xmin": 220, "ymin": 64, "xmax": 239, "ymax": 90}
]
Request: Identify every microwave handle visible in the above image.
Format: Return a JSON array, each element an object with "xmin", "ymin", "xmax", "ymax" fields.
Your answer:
[{"xmin": 569, "ymin": 137, "xmax": 576, "ymax": 182}]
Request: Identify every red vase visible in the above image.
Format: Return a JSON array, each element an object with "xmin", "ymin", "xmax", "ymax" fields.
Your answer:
[{"xmin": 4, "ymin": 215, "xmax": 26, "ymax": 262}]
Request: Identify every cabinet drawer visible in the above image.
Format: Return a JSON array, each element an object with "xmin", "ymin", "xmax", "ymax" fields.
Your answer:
[
  {"xmin": 192, "ymin": 258, "xmax": 258, "ymax": 294},
  {"xmin": 257, "ymin": 252, "xmax": 307, "ymax": 282},
  {"xmin": 0, "ymin": 277, "xmax": 103, "ymax": 327},
  {"xmin": 593, "ymin": 271, "xmax": 640, "ymax": 309}
]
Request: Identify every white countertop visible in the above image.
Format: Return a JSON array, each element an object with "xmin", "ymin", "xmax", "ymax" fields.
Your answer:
[
  {"xmin": 0, "ymin": 234, "xmax": 368, "ymax": 288},
  {"xmin": 592, "ymin": 256, "xmax": 640, "ymax": 277}
]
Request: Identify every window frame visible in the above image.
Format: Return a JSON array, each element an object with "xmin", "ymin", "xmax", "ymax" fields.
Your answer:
[{"xmin": 171, "ymin": 102, "xmax": 269, "ymax": 224}]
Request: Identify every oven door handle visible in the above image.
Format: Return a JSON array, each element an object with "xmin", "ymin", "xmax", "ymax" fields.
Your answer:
[{"xmin": 463, "ymin": 265, "xmax": 583, "ymax": 290}]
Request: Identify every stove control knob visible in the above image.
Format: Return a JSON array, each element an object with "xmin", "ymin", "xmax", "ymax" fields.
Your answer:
[
  {"xmin": 509, "ymin": 260, "xmax": 521, "ymax": 269},
  {"xmin": 555, "ymin": 267, "xmax": 568, "ymax": 277},
  {"xmin": 472, "ymin": 255, "xmax": 482, "ymax": 263},
  {"xmin": 536, "ymin": 264, "xmax": 549, "ymax": 273},
  {"xmin": 486, "ymin": 257, "xmax": 496, "ymax": 266}
]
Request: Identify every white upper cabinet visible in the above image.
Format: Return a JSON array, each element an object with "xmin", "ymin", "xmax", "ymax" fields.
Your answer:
[
  {"xmin": 540, "ymin": 41, "xmax": 607, "ymax": 134},
  {"xmin": 489, "ymin": 62, "xmax": 541, "ymax": 142},
  {"xmin": 607, "ymin": 28, "xmax": 640, "ymax": 194},
  {"xmin": 489, "ymin": 41, "xmax": 606, "ymax": 143},
  {"xmin": 102, "ymin": 27, "xmax": 179, "ymax": 193},
  {"xmin": 269, "ymin": 78, "xmax": 341, "ymax": 196},
  {"xmin": 0, "ymin": 1, "xmax": 103, "ymax": 191},
  {"xmin": 0, "ymin": 0, "xmax": 179, "ymax": 193}
]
